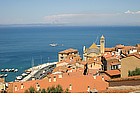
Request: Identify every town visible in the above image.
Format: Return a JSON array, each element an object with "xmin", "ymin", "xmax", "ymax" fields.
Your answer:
[{"xmin": 0, "ymin": 35, "xmax": 140, "ymax": 93}]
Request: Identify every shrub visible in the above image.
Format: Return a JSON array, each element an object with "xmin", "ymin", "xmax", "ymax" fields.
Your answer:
[
  {"xmin": 128, "ymin": 67, "xmax": 140, "ymax": 76},
  {"xmin": 46, "ymin": 85, "xmax": 64, "ymax": 93}
]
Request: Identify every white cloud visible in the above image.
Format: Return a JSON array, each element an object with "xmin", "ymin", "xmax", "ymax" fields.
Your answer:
[
  {"xmin": 43, "ymin": 13, "xmax": 118, "ymax": 25},
  {"xmin": 125, "ymin": 10, "xmax": 140, "ymax": 14},
  {"xmin": 43, "ymin": 12, "xmax": 140, "ymax": 26},
  {"xmin": 44, "ymin": 14, "xmax": 89, "ymax": 24}
]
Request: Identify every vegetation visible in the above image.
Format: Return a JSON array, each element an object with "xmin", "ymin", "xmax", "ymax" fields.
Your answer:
[
  {"xmin": 24, "ymin": 85, "xmax": 69, "ymax": 93},
  {"xmin": 47, "ymin": 85, "xmax": 64, "ymax": 93},
  {"xmin": 24, "ymin": 86, "xmax": 36, "ymax": 93},
  {"xmin": 128, "ymin": 67, "xmax": 140, "ymax": 76},
  {"xmin": 41, "ymin": 88, "xmax": 47, "ymax": 93}
]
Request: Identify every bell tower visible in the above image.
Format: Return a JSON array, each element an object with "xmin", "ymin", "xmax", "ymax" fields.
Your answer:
[{"xmin": 100, "ymin": 35, "xmax": 105, "ymax": 54}]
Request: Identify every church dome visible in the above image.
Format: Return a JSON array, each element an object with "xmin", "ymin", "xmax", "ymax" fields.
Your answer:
[
  {"xmin": 87, "ymin": 43, "xmax": 100, "ymax": 55},
  {"xmin": 89, "ymin": 43, "xmax": 99, "ymax": 49}
]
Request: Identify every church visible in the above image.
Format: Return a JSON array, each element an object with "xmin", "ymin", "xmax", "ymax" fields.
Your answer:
[{"xmin": 83, "ymin": 35, "xmax": 105, "ymax": 61}]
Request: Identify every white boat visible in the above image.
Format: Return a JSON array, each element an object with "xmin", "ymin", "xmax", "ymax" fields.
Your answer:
[
  {"xmin": 16, "ymin": 76, "xmax": 22, "ymax": 80},
  {"xmin": 1, "ymin": 69, "xmax": 4, "ymax": 72},
  {"xmin": 0, "ymin": 74, "xmax": 4, "ymax": 78},
  {"xmin": 21, "ymin": 73, "xmax": 28, "ymax": 77},
  {"xmin": 5, "ymin": 69, "xmax": 9, "ymax": 72},
  {"xmin": 49, "ymin": 43, "xmax": 58, "ymax": 47},
  {"xmin": 14, "ymin": 69, "xmax": 18, "ymax": 72},
  {"xmin": 4, "ymin": 74, "xmax": 8, "ymax": 77}
]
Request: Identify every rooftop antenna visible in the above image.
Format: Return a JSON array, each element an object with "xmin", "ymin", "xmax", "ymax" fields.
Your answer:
[{"xmin": 95, "ymin": 35, "xmax": 99, "ymax": 44}]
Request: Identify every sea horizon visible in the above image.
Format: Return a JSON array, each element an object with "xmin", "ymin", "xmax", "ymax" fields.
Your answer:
[{"xmin": 0, "ymin": 23, "xmax": 140, "ymax": 28}]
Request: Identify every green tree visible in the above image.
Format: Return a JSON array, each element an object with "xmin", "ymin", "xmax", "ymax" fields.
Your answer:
[
  {"xmin": 41, "ymin": 88, "xmax": 47, "ymax": 93},
  {"xmin": 128, "ymin": 67, "xmax": 140, "ymax": 76},
  {"xmin": 55, "ymin": 84, "xmax": 63, "ymax": 93},
  {"xmin": 25, "ymin": 86, "xmax": 36, "ymax": 93},
  {"xmin": 65, "ymin": 88, "xmax": 69, "ymax": 93},
  {"xmin": 46, "ymin": 85, "xmax": 64, "ymax": 93}
]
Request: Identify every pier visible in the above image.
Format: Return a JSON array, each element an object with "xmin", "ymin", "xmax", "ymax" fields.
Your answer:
[{"xmin": 20, "ymin": 62, "xmax": 57, "ymax": 82}]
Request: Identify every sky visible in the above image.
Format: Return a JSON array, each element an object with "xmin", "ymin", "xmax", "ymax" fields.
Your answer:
[{"xmin": 0, "ymin": 0, "xmax": 140, "ymax": 26}]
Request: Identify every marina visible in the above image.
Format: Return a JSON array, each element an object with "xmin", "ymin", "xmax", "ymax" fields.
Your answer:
[
  {"xmin": 15, "ymin": 62, "xmax": 57, "ymax": 82},
  {"xmin": 1, "ymin": 68, "xmax": 18, "ymax": 73}
]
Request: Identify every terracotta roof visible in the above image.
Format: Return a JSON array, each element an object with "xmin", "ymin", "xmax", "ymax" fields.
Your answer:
[
  {"xmin": 115, "ymin": 44, "xmax": 125, "ymax": 49},
  {"xmin": 105, "ymin": 70, "xmax": 121, "ymax": 77},
  {"xmin": 127, "ymin": 53, "xmax": 140, "ymax": 59},
  {"xmin": 104, "ymin": 88, "xmax": 134, "ymax": 93},
  {"xmin": 59, "ymin": 48, "xmax": 78, "ymax": 54},
  {"xmin": 78, "ymin": 61, "xmax": 87, "ymax": 65},
  {"xmin": 105, "ymin": 48, "xmax": 115, "ymax": 52},
  {"xmin": 10, "ymin": 70, "xmax": 109, "ymax": 93},
  {"xmin": 53, "ymin": 66, "xmax": 68, "ymax": 73},
  {"xmin": 107, "ymin": 75, "xmax": 140, "ymax": 82},
  {"xmin": 103, "ymin": 53, "xmax": 118, "ymax": 60},
  {"xmin": 110, "ymin": 62, "xmax": 121, "ymax": 66},
  {"xmin": 120, "ymin": 46, "xmax": 136, "ymax": 52}
]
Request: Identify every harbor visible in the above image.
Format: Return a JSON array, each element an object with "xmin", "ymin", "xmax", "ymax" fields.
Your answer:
[
  {"xmin": 15, "ymin": 62, "xmax": 57, "ymax": 82},
  {"xmin": 0, "ymin": 68, "xmax": 18, "ymax": 79}
]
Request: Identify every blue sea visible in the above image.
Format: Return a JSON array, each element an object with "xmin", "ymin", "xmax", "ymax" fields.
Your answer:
[{"xmin": 0, "ymin": 26, "xmax": 140, "ymax": 82}]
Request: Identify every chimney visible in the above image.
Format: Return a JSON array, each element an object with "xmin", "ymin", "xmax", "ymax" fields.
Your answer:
[
  {"xmin": 87, "ymin": 86, "xmax": 90, "ymax": 93},
  {"xmin": 36, "ymin": 83, "xmax": 40, "ymax": 91},
  {"xmin": 15, "ymin": 85, "xmax": 18, "ymax": 92},
  {"xmin": 21, "ymin": 83, "xmax": 24, "ymax": 89},
  {"xmin": 93, "ymin": 75, "xmax": 96, "ymax": 79},
  {"xmin": 48, "ymin": 77, "xmax": 51, "ymax": 82},
  {"xmin": 69, "ymin": 84, "xmax": 72, "ymax": 91},
  {"xmin": 53, "ymin": 76, "xmax": 56, "ymax": 82},
  {"xmin": 102, "ymin": 76, "xmax": 104, "ymax": 81},
  {"xmin": 32, "ymin": 77, "xmax": 36, "ymax": 81},
  {"xmin": 58, "ymin": 73, "xmax": 63, "ymax": 78}
]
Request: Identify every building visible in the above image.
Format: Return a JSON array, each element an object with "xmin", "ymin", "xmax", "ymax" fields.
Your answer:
[
  {"xmin": 101, "ymin": 53, "xmax": 121, "ymax": 71},
  {"xmin": 8, "ymin": 69, "xmax": 109, "ymax": 93},
  {"xmin": 0, "ymin": 78, "xmax": 6, "ymax": 93},
  {"xmin": 114, "ymin": 44, "xmax": 138, "ymax": 56},
  {"xmin": 104, "ymin": 69, "xmax": 121, "ymax": 79},
  {"xmin": 105, "ymin": 76, "xmax": 140, "ymax": 93},
  {"xmin": 121, "ymin": 54, "xmax": 140, "ymax": 78},
  {"xmin": 83, "ymin": 35, "xmax": 105, "ymax": 61},
  {"xmin": 58, "ymin": 48, "xmax": 79, "ymax": 62}
]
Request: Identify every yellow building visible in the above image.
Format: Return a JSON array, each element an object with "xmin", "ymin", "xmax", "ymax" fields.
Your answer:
[
  {"xmin": 83, "ymin": 35, "xmax": 105, "ymax": 61},
  {"xmin": 58, "ymin": 48, "xmax": 79, "ymax": 62},
  {"xmin": 121, "ymin": 54, "xmax": 140, "ymax": 78}
]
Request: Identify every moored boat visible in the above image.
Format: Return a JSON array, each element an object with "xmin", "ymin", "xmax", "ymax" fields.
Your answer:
[
  {"xmin": 0, "ymin": 74, "xmax": 4, "ymax": 78},
  {"xmin": 1, "ymin": 69, "xmax": 4, "ymax": 72},
  {"xmin": 14, "ymin": 69, "xmax": 18, "ymax": 72},
  {"xmin": 16, "ymin": 76, "xmax": 22, "ymax": 80},
  {"xmin": 21, "ymin": 73, "xmax": 28, "ymax": 77},
  {"xmin": 4, "ymin": 74, "xmax": 8, "ymax": 77}
]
